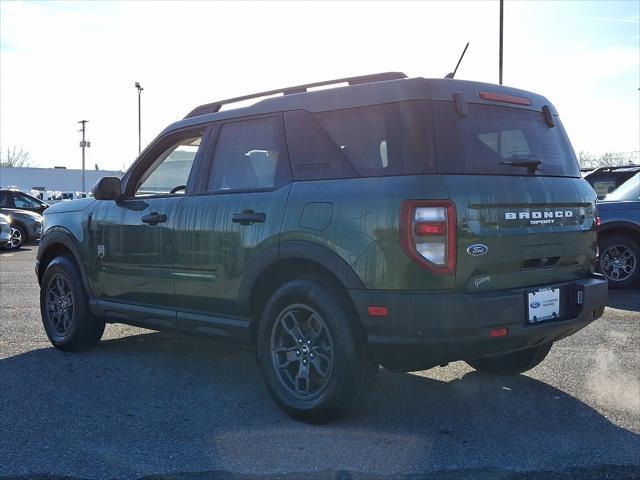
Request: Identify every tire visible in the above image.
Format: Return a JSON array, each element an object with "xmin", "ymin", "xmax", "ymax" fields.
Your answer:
[
  {"xmin": 4, "ymin": 224, "xmax": 26, "ymax": 250},
  {"xmin": 466, "ymin": 343, "xmax": 552, "ymax": 375},
  {"xmin": 257, "ymin": 279, "xmax": 377, "ymax": 423},
  {"xmin": 598, "ymin": 234, "xmax": 639, "ymax": 289},
  {"xmin": 40, "ymin": 255, "xmax": 105, "ymax": 351}
]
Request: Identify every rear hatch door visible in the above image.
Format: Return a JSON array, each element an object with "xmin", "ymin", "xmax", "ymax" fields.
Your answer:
[{"xmin": 432, "ymin": 95, "xmax": 598, "ymax": 292}]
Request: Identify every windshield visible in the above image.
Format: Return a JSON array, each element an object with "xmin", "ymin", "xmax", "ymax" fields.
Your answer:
[
  {"xmin": 604, "ymin": 173, "xmax": 640, "ymax": 201},
  {"xmin": 433, "ymin": 101, "xmax": 581, "ymax": 177}
]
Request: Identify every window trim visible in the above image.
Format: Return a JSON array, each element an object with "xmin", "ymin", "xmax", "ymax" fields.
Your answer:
[
  {"xmin": 121, "ymin": 125, "xmax": 214, "ymax": 199},
  {"xmin": 192, "ymin": 112, "xmax": 292, "ymax": 195}
]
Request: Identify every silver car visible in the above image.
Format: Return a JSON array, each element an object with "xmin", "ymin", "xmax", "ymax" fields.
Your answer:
[
  {"xmin": 0, "ymin": 208, "xmax": 43, "ymax": 250},
  {"xmin": 0, "ymin": 214, "xmax": 11, "ymax": 249}
]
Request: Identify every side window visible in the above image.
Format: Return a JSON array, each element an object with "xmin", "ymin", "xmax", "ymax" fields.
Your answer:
[
  {"xmin": 285, "ymin": 101, "xmax": 435, "ymax": 180},
  {"xmin": 284, "ymin": 110, "xmax": 356, "ymax": 180},
  {"xmin": 135, "ymin": 135, "xmax": 202, "ymax": 196},
  {"xmin": 13, "ymin": 194, "xmax": 40, "ymax": 209},
  {"xmin": 207, "ymin": 116, "xmax": 290, "ymax": 192}
]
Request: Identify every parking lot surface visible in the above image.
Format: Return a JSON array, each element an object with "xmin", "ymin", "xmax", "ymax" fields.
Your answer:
[{"xmin": 1, "ymin": 248, "xmax": 639, "ymax": 480}]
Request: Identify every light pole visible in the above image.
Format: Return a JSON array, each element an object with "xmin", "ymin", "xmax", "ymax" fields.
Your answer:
[
  {"xmin": 499, "ymin": 0, "xmax": 504, "ymax": 85},
  {"xmin": 135, "ymin": 82, "xmax": 143, "ymax": 154},
  {"xmin": 78, "ymin": 120, "xmax": 90, "ymax": 193}
]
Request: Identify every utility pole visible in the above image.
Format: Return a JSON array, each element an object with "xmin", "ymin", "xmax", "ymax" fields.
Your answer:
[
  {"xmin": 499, "ymin": 0, "xmax": 504, "ymax": 85},
  {"xmin": 78, "ymin": 120, "xmax": 90, "ymax": 193},
  {"xmin": 135, "ymin": 82, "xmax": 143, "ymax": 154}
]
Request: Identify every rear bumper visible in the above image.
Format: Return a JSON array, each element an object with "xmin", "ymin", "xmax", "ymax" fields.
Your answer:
[{"xmin": 349, "ymin": 275, "xmax": 608, "ymax": 371}]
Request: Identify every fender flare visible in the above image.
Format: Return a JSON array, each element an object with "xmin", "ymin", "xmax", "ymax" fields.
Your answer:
[
  {"xmin": 239, "ymin": 240, "xmax": 365, "ymax": 303},
  {"xmin": 37, "ymin": 228, "xmax": 94, "ymax": 297}
]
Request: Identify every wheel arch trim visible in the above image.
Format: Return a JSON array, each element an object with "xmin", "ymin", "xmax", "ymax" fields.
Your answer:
[
  {"xmin": 37, "ymin": 228, "xmax": 94, "ymax": 298},
  {"xmin": 239, "ymin": 240, "xmax": 365, "ymax": 304}
]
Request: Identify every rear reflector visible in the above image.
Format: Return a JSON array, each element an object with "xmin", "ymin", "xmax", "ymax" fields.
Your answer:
[
  {"xmin": 490, "ymin": 328, "xmax": 508, "ymax": 338},
  {"xmin": 367, "ymin": 306, "xmax": 388, "ymax": 317},
  {"xmin": 478, "ymin": 91, "xmax": 532, "ymax": 106}
]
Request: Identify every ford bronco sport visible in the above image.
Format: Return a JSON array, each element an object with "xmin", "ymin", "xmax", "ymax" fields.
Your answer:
[{"xmin": 36, "ymin": 72, "xmax": 608, "ymax": 422}]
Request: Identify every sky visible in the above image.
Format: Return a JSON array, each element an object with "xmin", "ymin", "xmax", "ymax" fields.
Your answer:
[{"xmin": 1, "ymin": 0, "xmax": 638, "ymax": 172}]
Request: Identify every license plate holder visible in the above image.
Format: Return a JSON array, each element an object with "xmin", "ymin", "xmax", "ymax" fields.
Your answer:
[{"xmin": 527, "ymin": 288, "xmax": 560, "ymax": 323}]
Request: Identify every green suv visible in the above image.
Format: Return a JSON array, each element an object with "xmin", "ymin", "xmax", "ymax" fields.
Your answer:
[{"xmin": 36, "ymin": 72, "xmax": 608, "ymax": 422}]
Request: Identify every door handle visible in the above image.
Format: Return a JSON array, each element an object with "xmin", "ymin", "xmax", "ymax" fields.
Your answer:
[
  {"xmin": 232, "ymin": 210, "xmax": 266, "ymax": 226},
  {"xmin": 141, "ymin": 212, "xmax": 167, "ymax": 225}
]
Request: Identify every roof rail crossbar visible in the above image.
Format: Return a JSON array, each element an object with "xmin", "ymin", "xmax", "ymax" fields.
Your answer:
[{"xmin": 184, "ymin": 71, "xmax": 407, "ymax": 119}]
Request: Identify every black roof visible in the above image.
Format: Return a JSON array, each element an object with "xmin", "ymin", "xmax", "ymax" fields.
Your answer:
[{"xmin": 158, "ymin": 72, "xmax": 557, "ymax": 137}]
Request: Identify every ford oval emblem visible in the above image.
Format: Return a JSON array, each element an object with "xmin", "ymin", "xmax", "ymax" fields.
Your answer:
[
  {"xmin": 466, "ymin": 244, "xmax": 488, "ymax": 256},
  {"xmin": 530, "ymin": 301, "xmax": 541, "ymax": 309}
]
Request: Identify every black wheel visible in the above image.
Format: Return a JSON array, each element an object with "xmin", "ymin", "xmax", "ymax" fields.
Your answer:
[
  {"xmin": 257, "ymin": 279, "xmax": 377, "ymax": 423},
  {"xmin": 599, "ymin": 234, "xmax": 639, "ymax": 289},
  {"xmin": 40, "ymin": 255, "xmax": 105, "ymax": 351},
  {"xmin": 4, "ymin": 224, "xmax": 25, "ymax": 250},
  {"xmin": 466, "ymin": 343, "xmax": 552, "ymax": 375}
]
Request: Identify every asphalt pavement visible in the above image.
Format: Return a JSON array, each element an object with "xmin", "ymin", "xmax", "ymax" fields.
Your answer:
[{"xmin": 1, "ymin": 248, "xmax": 639, "ymax": 480}]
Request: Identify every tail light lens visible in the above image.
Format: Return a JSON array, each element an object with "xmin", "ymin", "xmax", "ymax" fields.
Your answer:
[{"xmin": 400, "ymin": 200, "xmax": 457, "ymax": 274}]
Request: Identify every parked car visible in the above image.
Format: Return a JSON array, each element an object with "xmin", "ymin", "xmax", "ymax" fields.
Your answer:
[
  {"xmin": 0, "ymin": 214, "xmax": 11, "ymax": 249},
  {"xmin": 583, "ymin": 165, "xmax": 640, "ymax": 200},
  {"xmin": 597, "ymin": 172, "xmax": 640, "ymax": 288},
  {"xmin": 0, "ymin": 207, "xmax": 43, "ymax": 250},
  {"xmin": 36, "ymin": 72, "xmax": 607, "ymax": 422},
  {"xmin": 0, "ymin": 189, "xmax": 50, "ymax": 214}
]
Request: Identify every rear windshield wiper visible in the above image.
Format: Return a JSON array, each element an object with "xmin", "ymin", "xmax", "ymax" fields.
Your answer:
[{"xmin": 500, "ymin": 157, "xmax": 542, "ymax": 174}]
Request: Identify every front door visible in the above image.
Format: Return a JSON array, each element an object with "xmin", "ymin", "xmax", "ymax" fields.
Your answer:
[{"xmin": 89, "ymin": 130, "xmax": 206, "ymax": 315}]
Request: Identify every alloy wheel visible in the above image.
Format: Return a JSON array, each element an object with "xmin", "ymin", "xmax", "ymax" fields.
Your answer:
[
  {"xmin": 270, "ymin": 304, "xmax": 334, "ymax": 399},
  {"xmin": 45, "ymin": 273, "xmax": 75, "ymax": 338},
  {"xmin": 600, "ymin": 244, "xmax": 636, "ymax": 282},
  {"xmin": 7, "ymin": 227, "xmax": 23, "ymax": 249}
]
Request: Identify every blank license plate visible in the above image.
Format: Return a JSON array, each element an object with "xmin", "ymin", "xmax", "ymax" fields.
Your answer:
[{"xmin": 528, "ymin": 288, "xmax": 560, "ymax": 323}]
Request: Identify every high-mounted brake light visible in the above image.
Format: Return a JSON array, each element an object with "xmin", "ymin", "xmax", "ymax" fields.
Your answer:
[
  {"xmin": 478, "ymin": 91, "xmax": 532, "ymax": 106},
  {"xmin": 400, "ymin": 200, "xmax": 457, "ymax": 274}
]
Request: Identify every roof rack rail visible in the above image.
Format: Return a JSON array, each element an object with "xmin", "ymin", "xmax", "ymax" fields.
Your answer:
[{"xmin": 184, "ymin": 71, "xmax": 407, "ymax": 119}]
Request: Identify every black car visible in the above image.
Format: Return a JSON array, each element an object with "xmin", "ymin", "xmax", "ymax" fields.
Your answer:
[
  {"xmin": 598, "ymin": 172, "xmax": 640, "ymax": 288},
  {"xmin": 583, "ymin": 165, "xmax": 640, "ymax": 200},
  {"xmin": 0, "ymin": 189, "xmax": 50, "ymax": 214}
]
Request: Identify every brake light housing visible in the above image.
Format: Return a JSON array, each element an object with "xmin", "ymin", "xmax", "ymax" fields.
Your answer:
[
  {"xmin": 400, "ymin": 200, "xmax": 457, "ymax": 274},
  {"xmin": 478, "ymin": 91, "xmax": 532, "ymax": 106}
]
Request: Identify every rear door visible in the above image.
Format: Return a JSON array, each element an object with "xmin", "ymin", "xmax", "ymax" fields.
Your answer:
[
  {"xmin": 172, "ymin": 114, "xmax": 292, "ymax": 324},
  {"xmin": 432, "ymin": 99, "xmax": 597, "ymax": 293}
]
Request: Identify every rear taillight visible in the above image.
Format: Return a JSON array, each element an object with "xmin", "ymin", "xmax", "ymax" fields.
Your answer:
[{"xmin": 400, "ymin": 200, "xmax": 457, "ymax": 274}]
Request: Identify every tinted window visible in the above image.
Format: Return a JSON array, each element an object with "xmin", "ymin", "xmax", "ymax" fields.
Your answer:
[
  {"xmin": 207, "ymin": 116, "xmax": 290, "ymax": 192},
  {"xmin": 312, "ymin": 101, "xmax": 434, "ymax": 178},
  {"xmin": 136, "ymin": 136, "xmax": 202, "ymax": 196},
  {"xmin": 0, "ymin": 191, "xmax": 10, "ymax": 207},
  {"xmin": 285, "ymin": 102, "xmax": 434, "ymax": 180},
  {"xmin": 433, "ymin": 101, "xmax": 580, "ymax": 177}
]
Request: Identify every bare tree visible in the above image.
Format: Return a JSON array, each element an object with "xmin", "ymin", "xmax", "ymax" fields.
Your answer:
[
  {"xmin": 0, "ymin": 146, "xmax": 34, "ymax": 168},
  {"xmin": 577, "ymin": 151, "xmax": 639, "ymax": 170}
]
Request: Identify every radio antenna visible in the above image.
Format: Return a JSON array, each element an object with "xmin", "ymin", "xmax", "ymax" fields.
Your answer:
[{"xmin": 445, "ymin": 42, "xmax": 470, "ymax": 79}]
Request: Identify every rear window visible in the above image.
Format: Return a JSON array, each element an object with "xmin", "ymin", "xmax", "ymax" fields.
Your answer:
[{"xmin": 433, "ymin": 101, "xmax": 580, "ymax": 177}]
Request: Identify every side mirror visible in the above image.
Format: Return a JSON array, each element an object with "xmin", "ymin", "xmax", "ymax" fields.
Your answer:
[{"xmin": 92, "ymin": 176, "xmax": 122, "ymax": 200}]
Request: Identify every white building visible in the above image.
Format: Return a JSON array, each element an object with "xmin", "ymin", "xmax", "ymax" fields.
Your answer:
[{"xmin": 0, "ymin": 166, "xmax": 122, "ymax": 197}]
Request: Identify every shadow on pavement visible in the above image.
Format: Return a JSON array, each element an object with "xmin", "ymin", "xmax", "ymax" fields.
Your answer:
[
  {"xmin": 1, "ymin": 331, "xmax": 638, "ymax": 479},
  {"xmin": 607, "ymin": 289, "xmax": 640, "ymax": 312}
]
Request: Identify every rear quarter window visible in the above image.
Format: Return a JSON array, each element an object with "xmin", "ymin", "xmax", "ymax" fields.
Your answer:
[
  {"xmin": 285, "ymin": 101, "xmax": 435, "ymax": 179},
  {"xmin": 433, "ymin": 100, "xmax": 580, "ymax": 177}
]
